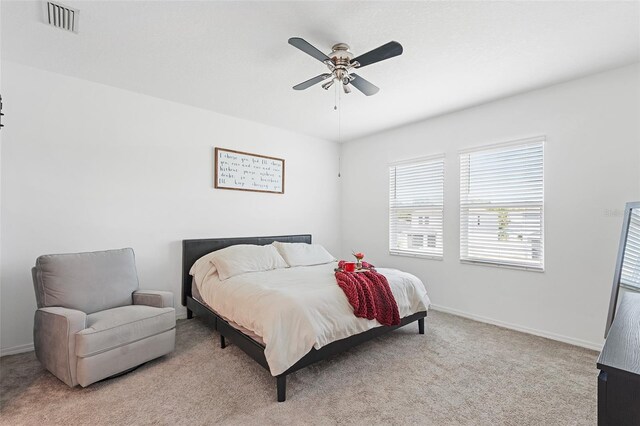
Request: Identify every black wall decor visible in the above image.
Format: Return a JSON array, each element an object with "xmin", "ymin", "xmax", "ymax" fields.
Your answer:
[{"xmin": 0, "ymin": 95, "xmax": 4, "ymax": 129}]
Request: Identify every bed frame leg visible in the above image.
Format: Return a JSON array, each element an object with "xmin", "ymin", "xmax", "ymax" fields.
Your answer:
[
  {"xmin": 187, "ymin": 309, "xmax": 193, "ymax": 319},
  {"xmin": 276, "ymin": 375, "xmax": 286, "ymax": 402},
  {"xmin": 418, "ymin": 318, "xmax": 425, "ymax": 334},
  {"xmin": 220, "ymin": 334, "xmax": 226, "ymax": 349}
]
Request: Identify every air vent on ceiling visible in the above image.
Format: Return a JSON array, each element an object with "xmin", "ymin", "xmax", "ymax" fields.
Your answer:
[{"xmin": 45, "ymin": 1, "xmax": 78, "ymax": 33}]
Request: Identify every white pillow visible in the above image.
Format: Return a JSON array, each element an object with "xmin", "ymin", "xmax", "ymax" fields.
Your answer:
[
  {"xmin": 272, "ymin": 242, "xmax": 336, "ymax": 267},
  {"xmin": 210, "ymin": 244, "xmax": 288, "ymax": 280},
  {"xmin": 189, "ymin": 252, "xmax": 218, "ymax": 285}
]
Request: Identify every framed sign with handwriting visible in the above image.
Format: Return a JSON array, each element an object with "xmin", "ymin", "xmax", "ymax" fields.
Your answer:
[{"xmin": 214, "ymin": 147, "xmax": 285, "ymax": 194}]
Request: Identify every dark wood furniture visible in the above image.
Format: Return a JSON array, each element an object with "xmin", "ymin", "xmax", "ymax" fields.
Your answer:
[
  {"xmin": 182, "ymin": 234, "xmax": 427, "ymax": 402},
  {"xmin": 597, "ymin": 291, "xmax": 640, "ymax": 426}
]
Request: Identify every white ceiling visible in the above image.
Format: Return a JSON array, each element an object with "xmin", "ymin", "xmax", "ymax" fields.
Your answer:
[{"xmin": 2, "ymin": 1, "xmax": 639, "ymax": 142}]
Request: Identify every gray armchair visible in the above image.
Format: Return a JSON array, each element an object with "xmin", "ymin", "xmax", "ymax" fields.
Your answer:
[{"xmin": 31, "ymin": 248, "xmax": 175, "ymax": 387}]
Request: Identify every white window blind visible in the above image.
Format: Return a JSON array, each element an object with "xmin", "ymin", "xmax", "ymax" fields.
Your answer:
[
  {"xmin": 460, "ymin": 137, "xmax": 544, "ymax": 270},
  {"xmin": 389, "ymin": 156, "xmax": 444, "ymax": 259},
  {"xmin": 621, "ymin": 207, "xmax": 640, "ymax": 290}
]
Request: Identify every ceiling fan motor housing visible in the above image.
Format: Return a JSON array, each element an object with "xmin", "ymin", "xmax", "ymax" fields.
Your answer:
[
  {"xmin": 327, "ymin": 43, "xmax": 356, "ymax": 86},
  {"xmin": 329, "ymin": 43, "xmax": 354, "ymax": 65}
]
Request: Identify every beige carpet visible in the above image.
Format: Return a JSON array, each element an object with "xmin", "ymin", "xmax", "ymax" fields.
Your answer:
[{"xmin": 0, "ymin": 311, "xmax": 597, "ymax": 425}]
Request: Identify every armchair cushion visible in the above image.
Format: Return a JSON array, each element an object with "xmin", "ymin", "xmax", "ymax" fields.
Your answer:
[
  {"xmin": 133, "ymin": 290, "xmax": 174, "ymax": 308},
  {"xmin": 34, "ymin": 307, "xmax": 87, "ymax": 387},
  {"xmin": 34, "ymin": 248, "xmax": 139, "ymax": 314},
  {"xmin": 75, "ymin": 305, "xmax": 175, "ymax": 358}
]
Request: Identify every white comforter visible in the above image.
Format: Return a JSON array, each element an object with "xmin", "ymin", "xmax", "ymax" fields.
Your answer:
[{"xmin": 196, "ymin": 262, "xmax": 430, "ymax": 376}]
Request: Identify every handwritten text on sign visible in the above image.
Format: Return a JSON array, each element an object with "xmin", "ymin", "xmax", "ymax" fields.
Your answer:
[{"xmin": 215, "ymin": 148, "xmax": 284, "ymax": 194}]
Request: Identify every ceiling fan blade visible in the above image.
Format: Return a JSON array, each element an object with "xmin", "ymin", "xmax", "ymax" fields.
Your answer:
[
  {"xmin": 351, "ymin": 41, "xmax": 403, "ymax": 68},
  {"xmin": 293, "ymin": 73, "xmax": 332, "ymax": 90},
  {"xmin": 350, "ymin": 74, "xmax": 379, "ymax": 96},
  {"xmin": 288, "ymin": 37, "xmax": 330, "ymax": 63}
]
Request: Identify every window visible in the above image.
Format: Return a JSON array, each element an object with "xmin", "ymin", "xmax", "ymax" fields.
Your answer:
[
  {"xmin": 459, "ymin": 137, "xmax": 544, "ymax": 270},
  {"xmin": 389, "ymin": 155, "xmax": 444, "ymax": 259}
]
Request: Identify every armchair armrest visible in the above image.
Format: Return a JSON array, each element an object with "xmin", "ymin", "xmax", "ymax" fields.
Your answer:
[
  {"xmin": 34, "ymin": 307, "xmax": 87, "ymax": 387},
  {"xmin": 133, "ymin": 290, "xmax": 174, "ymax": 308}
]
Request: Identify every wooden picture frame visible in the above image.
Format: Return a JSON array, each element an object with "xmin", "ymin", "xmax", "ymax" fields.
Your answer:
[{"xmin": 214, "ymin": 147, "xmax": 285, "ymax": 194}]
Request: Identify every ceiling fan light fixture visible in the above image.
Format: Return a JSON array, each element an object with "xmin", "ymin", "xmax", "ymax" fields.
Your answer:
[{"xmin": 322, "ymin": 80, "xmax": 335, "ymax": 90}]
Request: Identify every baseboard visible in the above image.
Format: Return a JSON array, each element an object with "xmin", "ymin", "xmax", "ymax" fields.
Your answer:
[
  {"xmin": 429, "ymin": 304, "xmax": 604, "ymax": 352},
  {"xmin": 1, "ymin": 311, "xmax": 189, "ymax": 358},
  {"xmin": 1, "ymin": 342, "xmax": 34, "ymax": 357},
  {"xmin": 2, "ymin": 307, "xmax": 601, "ymax": 356}
]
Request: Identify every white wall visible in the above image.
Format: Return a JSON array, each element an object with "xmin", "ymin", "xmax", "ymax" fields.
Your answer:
[
  {"xmin": 340, "ymin": 64, "xmax": 640, "ymax": 349},
  {"xmin": 0, "ymin": 62, "xmax": 341, "ymax": 354},
  {"xmin": 2, "ymin": 61, "xmax": 638, "ymax": 355}
]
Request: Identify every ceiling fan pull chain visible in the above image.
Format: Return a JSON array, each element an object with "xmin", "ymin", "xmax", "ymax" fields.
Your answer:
[
  {"xmin": 337, "ymin": 86, "xmax": 342, "ymax": 177},
  {"xmin": 338, "ymin": 87, "xmax": 342, "ymax": 143}
]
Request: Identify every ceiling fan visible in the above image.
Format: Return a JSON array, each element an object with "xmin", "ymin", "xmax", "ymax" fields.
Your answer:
[{"xmin": 288, "ymin": 37, "xmax": 403, "ymax": 96}]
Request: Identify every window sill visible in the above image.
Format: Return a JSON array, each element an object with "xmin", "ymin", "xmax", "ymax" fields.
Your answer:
[
  {"xmin": 389, "ymin": 251, "xmax": 443, "ymax": 261},
  {"xmin": 460, "ymin": 259, "xmax": 544, "ymax": 272}
]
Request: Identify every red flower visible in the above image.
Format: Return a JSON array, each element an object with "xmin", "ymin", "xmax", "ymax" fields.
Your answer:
[{"xmin": 353, "ymin": 252, "xmax": 365, "ymax": 260}]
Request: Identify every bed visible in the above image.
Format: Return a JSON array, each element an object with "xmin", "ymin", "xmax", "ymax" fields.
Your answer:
[{"xmin": 181, "ymin": 234, "xmax": 429, "ymax": 402}]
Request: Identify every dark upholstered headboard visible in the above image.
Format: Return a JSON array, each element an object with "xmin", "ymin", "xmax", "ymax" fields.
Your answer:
[{"xmin": 181, "ymin": 234, "xmax": 312, "ymax": 306}]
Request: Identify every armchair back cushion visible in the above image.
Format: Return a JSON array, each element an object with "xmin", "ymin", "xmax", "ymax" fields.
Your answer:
[{"xmin": 33, "ymin": 248, "xmax": 139, "ymax": 314}]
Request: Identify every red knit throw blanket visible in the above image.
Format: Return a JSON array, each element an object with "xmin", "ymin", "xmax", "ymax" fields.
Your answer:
[{"xmin": 335, "ymin": 261, "xmax": 400, "ymax": 326}]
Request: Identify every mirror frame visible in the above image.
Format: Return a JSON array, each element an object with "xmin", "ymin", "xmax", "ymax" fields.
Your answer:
[{"xmin": 605, "ymin": 201, "xmax": 640, "ymax": 338}]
